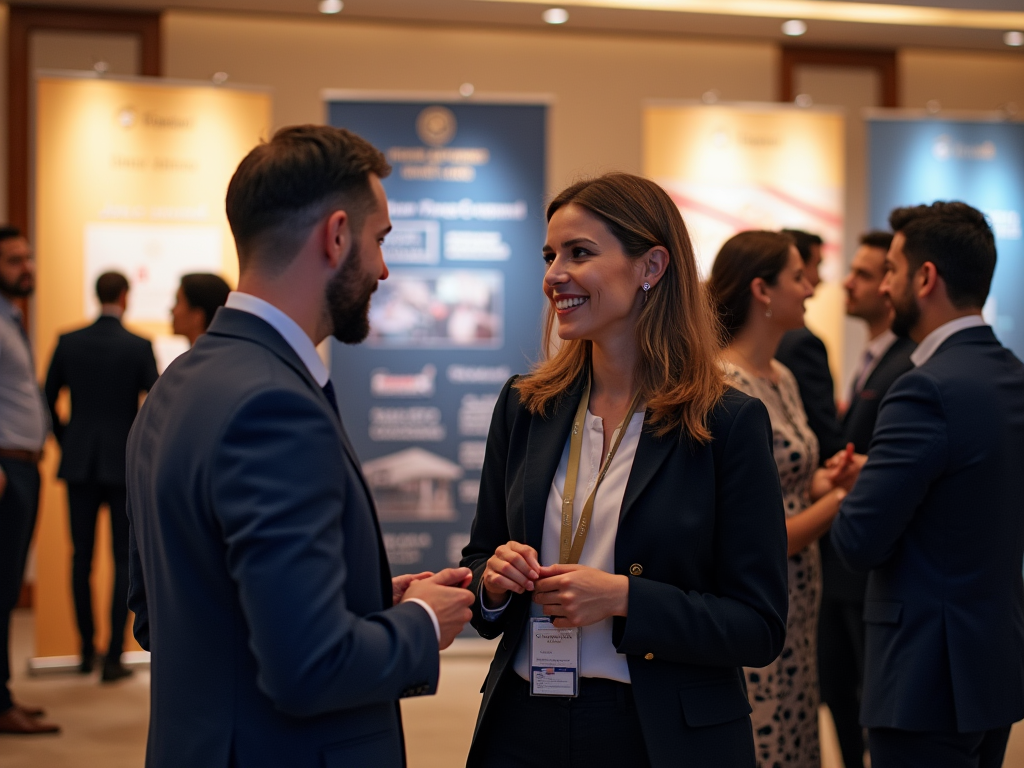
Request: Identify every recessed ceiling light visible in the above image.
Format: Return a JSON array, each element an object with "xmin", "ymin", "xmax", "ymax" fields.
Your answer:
[
  {"xmin": 782, "ymin": 19, "xmax": 807, "ymax": 36},
  {"xmin": 1005, "ymin": 31, "xmax": 1024, "ymax": 46},
  {"xmin": 543, "ymin": 8, "xmax": 570, "ymax": 24},
  {"xmin": 459, "ymin": 83, "xmax": 475, "ymax": 97},
  {"xmin": 318, "ymin": 0, "xmax": 343, "ymax": 14}
]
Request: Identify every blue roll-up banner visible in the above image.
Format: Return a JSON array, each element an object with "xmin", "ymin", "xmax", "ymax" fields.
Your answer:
[
  {"xmin": 868, "ymin": 116, "xmax": 1024, "ymax": 358},
  {"xmin": 326, "ymin": 95, "xmax": 547, "ymax": 574}
]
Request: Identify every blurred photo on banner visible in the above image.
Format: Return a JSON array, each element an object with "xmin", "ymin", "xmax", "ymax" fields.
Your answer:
[
  {"xmin": 326, "ymin": 95, "xmax": 547, "ymax": 576},
  {"xmin": 868, "ymin": 115, "xmax": 1024, "ymax": 360}
]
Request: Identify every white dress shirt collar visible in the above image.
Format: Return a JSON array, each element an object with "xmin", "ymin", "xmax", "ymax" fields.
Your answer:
[
  {"xmin": 225, "ymin": 291, "xmax": 329, "ymax": 386},
  {"xmin": 910, "ymin": 314, "xmax": 988, "ymax": 368}
]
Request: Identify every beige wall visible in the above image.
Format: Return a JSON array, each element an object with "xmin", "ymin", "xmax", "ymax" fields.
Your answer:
[
  {"xmin": 901, "ymin": 49, "xmax": 1024, "ymax": 111},
  {"xmin": 162, "ymin": 12, "xmax": 778, "ymax": 196}
]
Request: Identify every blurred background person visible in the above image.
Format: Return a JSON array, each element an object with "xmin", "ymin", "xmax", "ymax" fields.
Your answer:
[
  {"xmin": 818, "ymin": 230, "xmax": 915, "ymax": 768},
  {"xmin": 170, "ymin": 272, "xmax": 231, "ymax": 346},
  {"xmin": 0, "ymin": 226, "xmax": 58, "ymax": 734},
  {"xmin": 776, "ymin": 229, "xmax": 845, "ymax": 462},
  {"xmin": 45, "ymin": 271, "xmax": 158, "ymax": 683},
  {"xmin": 463, "ymin": 174, "xmax": 789, "ymax": 768},
  {"xmin": 708, "ymin": 230, "xmax": 856, "ymax": 768},
  {"xmin": 832, "ymin": 202, "xmax": 1024, "ymax": 768}
]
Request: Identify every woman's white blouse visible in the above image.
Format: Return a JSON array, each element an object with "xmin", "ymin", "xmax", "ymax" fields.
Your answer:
[{"xmin": 505, "ymin": 407, "xmax": 645, "ymax": 684}]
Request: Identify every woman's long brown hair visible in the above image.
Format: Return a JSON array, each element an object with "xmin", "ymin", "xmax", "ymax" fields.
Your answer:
[{"xmin": 514, "ymin": 172, "xmax": 726, "ymax": 443}]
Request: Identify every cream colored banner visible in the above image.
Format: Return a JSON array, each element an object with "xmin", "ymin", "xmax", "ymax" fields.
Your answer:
[
  {"xmin": 644, "ymin": 102, "xmax": 845, "ymax": 388},
  {"xmin": 33, "ymin": 74, "xmax": 271, "ymax": 659}
]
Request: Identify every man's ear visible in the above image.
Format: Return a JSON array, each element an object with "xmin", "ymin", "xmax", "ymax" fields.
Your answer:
[
  {"xmin": 917, "ymin": 261, "xmax": 940, "ymax": 299},
  {"xmin": 323, "ymin": 210, "xmax": 351, "ymax": 270},
  {"xmin": 642, "ymin": 246, "xmax": 670, "ymax": 288}
]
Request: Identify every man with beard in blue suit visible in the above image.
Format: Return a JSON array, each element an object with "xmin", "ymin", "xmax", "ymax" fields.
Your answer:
[
  {"xmin": 126, "ymin": 126, "xmax": 475, "ymax": 768},
  {"xmin": 831, "ymin": 202, "xmax": 1024, "ymax": 768}
]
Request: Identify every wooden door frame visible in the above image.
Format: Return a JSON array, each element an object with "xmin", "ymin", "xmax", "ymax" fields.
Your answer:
[
  {"xmin": 7, "ymin": 4, "xmax": 161, "ymax": 235},
  {"xmin": 780, "ymin": 46, "xmax": 898, "ymax": 107}
]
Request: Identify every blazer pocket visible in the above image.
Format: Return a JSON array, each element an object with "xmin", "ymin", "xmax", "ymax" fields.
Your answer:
[
  {"xmin": 321, "ymin": 728, "xmax": 400, "ymax": 768},
  {"xmin": 863, "ymin": 600, "xmax": 902, "ymax": 624},
  {"xmin": 679, "ymin": 682, "xmax": 753, "ymax": 728}
]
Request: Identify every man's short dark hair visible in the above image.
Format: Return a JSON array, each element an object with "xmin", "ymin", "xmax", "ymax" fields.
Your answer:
[
  {"xmin": 889, "ymin": 201, "xmax": 995, "ymax": 309},
  {"xmin": 225, "ymin": 125, "xmax": 391, "ymax": 274},
  {"xmin": 0, "ymin": 226, "xmax": 22, "ymax": 246},
  {"xmin": 96, "ymin": 271, "xmax": 129, "ymax": 304},
  {"xmin": 860, "ymin": 230, "xmax": 894, "ymax": 252},
  {"xmin": 180, "ymin": 273, "xmax": 231, "ymax": 330},
  {"xmin": 780, "ymin": 229, "xmax": 823, "ymax": 264}
]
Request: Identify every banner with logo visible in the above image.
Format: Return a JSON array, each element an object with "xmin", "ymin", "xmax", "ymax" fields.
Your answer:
[
  {"xmin": 643, "ymin": 101, "xmax": 846, "ymax": 383},
  {"xmin": 33, "ymin": 73, "xmax": 271, "ymax": 659},
  {"xmin": 326, "ymin": 95, "xmax": 548, "ymax": 575},
  {"xmin": 868, "ymin": 115, "xmax": 1024, "ymax": 359}
]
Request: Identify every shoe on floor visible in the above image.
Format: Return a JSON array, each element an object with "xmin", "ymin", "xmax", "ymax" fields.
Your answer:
[
  {"xmin": 0, "ymin": 706, "xmax": 60, "ymax": 734},
  {"xmin": 78, "ymin": 650, "xmax": 95, "ymax": 674},
  {"xmin": 15, "ymin": 702, "xmax": 44, "ymax": 717},
  {"xmin": 100, "ymin": 662, "xmax": 134, "ymax": 683}
]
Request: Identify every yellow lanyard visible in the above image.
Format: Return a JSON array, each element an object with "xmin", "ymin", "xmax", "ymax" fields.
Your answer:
[{"xmin": 559, "ymin": 376, "xmax": 642, "ymax": 565}]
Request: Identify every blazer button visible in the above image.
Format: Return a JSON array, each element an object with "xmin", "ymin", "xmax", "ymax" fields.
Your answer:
[
  {"xmin": 629, "ymin": 563, "xmax": 643, "ymax": 576},
  {"xmin": 644, "ymin": 653, "xmax": 654, "ymax": 661}
]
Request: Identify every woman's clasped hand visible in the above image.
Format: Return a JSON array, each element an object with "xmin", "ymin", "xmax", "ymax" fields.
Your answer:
[{"xmin": 482, "ymin": 541, "xmax": 629, "ymax": 627}]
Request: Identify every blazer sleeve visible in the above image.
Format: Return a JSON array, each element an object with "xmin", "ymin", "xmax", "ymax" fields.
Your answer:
[
  {"xmin": 615, "ymin": 397, "xmax": 789, "ymax": 669},
  {"xmin": 126, "ymin": 500, "xmax": 150, "ymax": 651},
  {"xmin": 462, "ymin": 376, "xmax": 520, "ymax": 638},
  {"xmin": 43, "ymin": 339, "xmax": 66, "ymax": 444},
  {"xmin": 212, "ymin": 388, "xmax": 439, "ymax": 718},
  {"xmin": 831, "ymin": 371, "xmax": 948, "ymax": 572},
  {"xmin": 778, "ymin": 331, "xmax": 844, "ymax": 461}
]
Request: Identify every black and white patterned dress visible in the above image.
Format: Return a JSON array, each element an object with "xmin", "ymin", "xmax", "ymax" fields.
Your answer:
[{"xmin": 724, "ymin": 360, "xmax": 821, "ymax": 768}]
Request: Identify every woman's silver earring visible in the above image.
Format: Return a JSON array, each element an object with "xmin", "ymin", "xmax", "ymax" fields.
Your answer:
[
  {"xmin": 642, "ymin": 282, "xmax": 651, "ymax": 304},
  {"xmin": 765, "ymin": 301, "xmax": 772, "ymax": 318}
]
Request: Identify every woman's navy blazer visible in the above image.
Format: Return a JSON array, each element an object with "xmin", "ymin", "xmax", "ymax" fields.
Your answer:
[{"xmin": 462, "ymin": 375, "xmax": 789, "ymax": 768}]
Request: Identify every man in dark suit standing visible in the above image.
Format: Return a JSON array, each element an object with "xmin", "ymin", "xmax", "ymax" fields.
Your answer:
[
  {"xmin": 126, "ymin": 126, "xmax": 475, "ymax": 768},
  {"xmin": 832, "ymin": 202, "xmax": 1024, "ymax": 768},
  {"xmin": 818, "ymin": 231, "xmax": 914, "ymax": 768},
  {"xmin": 775, "ymin": 229, "xmax": 844, "ymax": 460},
  {"xmin": 45, "ymin": 271, "xmax": 158, "ymax": 682}
]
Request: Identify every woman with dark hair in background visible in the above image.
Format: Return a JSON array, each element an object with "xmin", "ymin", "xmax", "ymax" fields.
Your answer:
[
  {"xmin": 171, "ymin": 273, "xmax": 231, "ymax": 346},
  {"xmin": 707, "ymin": 231, "xmax": 857, "ymax": 768},
  {"xmin": 461, "ymin": 173, "xmax": 789, "ymax": 768}
]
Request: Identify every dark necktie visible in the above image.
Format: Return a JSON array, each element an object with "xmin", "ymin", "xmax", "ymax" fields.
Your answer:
[{"xmin": 321, "ymin": 379, "xmax": 340, "ymax": 416}]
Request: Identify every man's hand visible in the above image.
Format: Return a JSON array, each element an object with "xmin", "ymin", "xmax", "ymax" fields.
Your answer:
[
  {"xmin": 533, "ymin": 564, "xmax": 629, "ymax": 629},
  {"xmin": 402, "ymin": 567, "xmax": 474, "ymax": 650},
  {"xmin": 392, "ymin": 571, "xmax": 433, "ymax": 606},
  {"xmin": 481, "ymin": 541, "xmax": 541, "ymax": 609}
]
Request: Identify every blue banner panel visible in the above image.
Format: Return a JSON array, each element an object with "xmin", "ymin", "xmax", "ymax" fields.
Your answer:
[
  {"xmin": 327, "ymin": 98, "xmax": 547, "ymax": 574},
  {"xmin": 868, "ymin": 118, "xmax": 1024, "ymax": 358}
]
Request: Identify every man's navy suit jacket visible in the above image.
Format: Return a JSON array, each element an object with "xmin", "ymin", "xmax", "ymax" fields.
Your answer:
[
  {"xmin": 776, "ymin": 327, "xmax": 845, "ymax": 461},
  {"xmin": 126, "ymin": 308, "xmax": 438, "ymax": 768},
  {"xmin": 832, "ymin": 326, "xmax": 1024, "ymax": 732},
  {"xmin": 820, "ymin": 335, "xmax": 915, "ymax": 603},
  {"xmin": 45, "ymin": 315, "xmax": 158, "ymax": 485}
]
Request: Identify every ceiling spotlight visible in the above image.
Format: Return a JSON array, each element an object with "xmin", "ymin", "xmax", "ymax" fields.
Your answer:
[
  {"xmin": 459, "ymin": 83, "xmax": 475, "ymax": 97},
  {"xmin": 782, "ymin": 19, "xmax": 807, "ymax": 36},
  {"xmin": 318, "ymin": 0, "xmax": 343, "ymax": 14},
  {"xmin": 212, "ymin": 72, "xmax": 229, "ymax": 85},
  {"xmin": 543, "ymin": 8, "xmax": 569, "ymax": 25},
  {"xmin": 1005, "ymin": 31, "xmax": 1024, "ymax": 47},
  {"xmin": 795, "ymin": 93, "xmax": 813, "ymax": 108}
]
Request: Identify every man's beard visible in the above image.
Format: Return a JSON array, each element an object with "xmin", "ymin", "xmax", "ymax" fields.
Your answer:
[
  {"xmin": 0, "ymin": 273, "xmax": 33, "ymax": 298},
  {"xmin": 326, "ymin": 240, "xmax": 377, "ymax": 344},
  {"xmin": 889, "ymin": 283, "xmax": 921, "ymax": 339}
]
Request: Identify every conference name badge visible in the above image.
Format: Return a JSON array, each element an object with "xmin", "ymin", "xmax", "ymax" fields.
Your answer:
[{"xmin": 529, "ymin": 617, "xmax": 580, "ymax": 697}]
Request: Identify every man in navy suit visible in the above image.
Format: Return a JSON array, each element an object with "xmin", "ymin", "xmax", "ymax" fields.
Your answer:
[
  {"xmin": 831, "ymin": 202, "xmax": 1024, "ymax": 768},
  {"xmin": 126, "ymin": 126, "xmax": 474, "ymax": 768},
  {"xmin": 818, "ymin": 231, "xmax": 914, "ymax": 768},
  {"xmin": 45, "ymin": 271, "xmax": 158, "ymax": 682}
]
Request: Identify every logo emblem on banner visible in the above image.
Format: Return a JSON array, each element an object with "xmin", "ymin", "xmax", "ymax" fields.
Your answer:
[
  {"xmin": 116, "ymin": 106, "xmax": 137, "ymax": 129},
  {"xmin": 417, "ymin": 106, "xmax": 457, "ymax": 147}
]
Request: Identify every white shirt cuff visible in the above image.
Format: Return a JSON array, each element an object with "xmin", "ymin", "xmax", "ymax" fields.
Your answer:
[
  {"xmin": 478, "ymin": 581, "xmax": 512, "ymax": 621},
  {"xmin": 405, "ymin": 598, "xmax": 441, "ymax": 642}
]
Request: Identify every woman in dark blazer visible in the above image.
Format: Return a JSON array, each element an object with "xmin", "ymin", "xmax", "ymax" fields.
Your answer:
[{"xmin": 461, "ymin": 173, "xmax": 791, "ymax": 768}]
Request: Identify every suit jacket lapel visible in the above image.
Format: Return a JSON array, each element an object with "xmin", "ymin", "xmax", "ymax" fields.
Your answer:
[
  {"xmin": 619, "ymin": 418, "xmax": 676, "ymax": 526},
  {"xmin": 522, "ymin": 383, "xmax": 583, "ymax": 551}
]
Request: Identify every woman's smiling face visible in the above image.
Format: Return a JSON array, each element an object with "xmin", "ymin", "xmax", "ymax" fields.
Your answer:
[{"xmin": 542, "ymin": 203, "xmax": 646, "ymax": 343}]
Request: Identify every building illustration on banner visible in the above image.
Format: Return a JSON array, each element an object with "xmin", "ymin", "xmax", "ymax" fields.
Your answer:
[{"xmin": 362, "ymin": 448, "xmax": 463, "ymax": 522}]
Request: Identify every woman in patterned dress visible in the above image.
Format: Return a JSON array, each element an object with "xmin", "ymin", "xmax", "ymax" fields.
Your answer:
[{"xmin": 707, "ymin": 231, "xmax": 856, "ymax": 768}]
